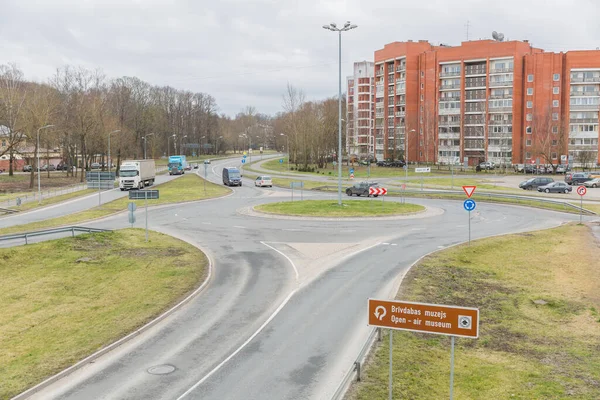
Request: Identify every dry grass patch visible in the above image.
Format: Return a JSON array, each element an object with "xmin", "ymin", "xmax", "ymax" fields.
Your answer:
[
  {"xmin": 0, "ymin": 229, "xmax": 207, "ymax": 399},
  {"xmin": 349, "ymin": 224, "xmax": 600, "ymax": 400}
]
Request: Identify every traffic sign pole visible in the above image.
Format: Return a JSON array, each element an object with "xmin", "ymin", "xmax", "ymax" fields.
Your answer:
[
  {"xmin": 145, "ymin": 194, "xmax": 148, "ymax": 242},
  {"xmin": 389, "ymin": 330, "xmax": 393, "ymax": 400},
  {"xmin": 450, "ymin": 335, "xmax": 455, "ymax": 400},
  {"xmin": 468, "ymin": 210, "xmax": 471, "ymax": 246},
  {"xmin": 577, "ymin": 186, "xmax": 587, "ymax": 224}
]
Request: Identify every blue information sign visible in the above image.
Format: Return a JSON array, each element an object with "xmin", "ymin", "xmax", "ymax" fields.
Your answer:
[
  {"xmin": 463, "ymin": 199, "xmax": 476, "ymax": 211},
  {"xmin": 349, "ymin": 168, "xmax": 354, "ymax": 174},
  {"xmin": 279, "ymin": 159, "xmax": 283, "ymax": 163},
  {"xmin": 243, "ymin": 154, "xmax": 247, "ymax": 159},
  {"xmin": 241, "ymin": 159, "xmax": 246, "ymax": 164}
]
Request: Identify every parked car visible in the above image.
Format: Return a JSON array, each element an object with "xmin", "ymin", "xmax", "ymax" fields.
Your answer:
[
  {"xmin": 22, "ymin": 165, "xmax": 32, "ymax": 172},
  {"xmin": 346, "ymin": 181, "xmax": 380, "ymax": 197},
  {"xmin": 513, "ymin": 164, "xmax": 525, "ymax": 173},
  {"xmin": 519, "ymin": 177, "xmax": 554, "ymax": 190},
  {"xmin": 583, "ymin": 178, "xmax": 600, "ymax": 188},
  {"xmin": 254, "ymin": 175, "xmax": 273, "ymax": 187},
  {"xmin": 204, "ymin": 159, "xmax": 211, "ymax": 164},
  {"xmin": 91, "ymin": 162, "xmax": 101, "ymax": 170},
  {"xmin": 184, "ymin": 164, "xmax": 192, "ymax": 171},
  {"xmin": 193, "ymin": 163, "xmax": 199, "ymax": 169},
  {"xmin": 537, "ymin": 181, "xmax": 572, "ymax": 194},
  {"xmin": 556, "ymin": 165, "xmax": 571, "ymax": 174},
  {"xmin": 478, "ymin": 161, "xmax": 495, "ymax": 170},
  {"xmin": 41, "ymin": 164, "xmax": 56, "ymax": 171},
  {"xmin": 565, "ymin": 172, "xmax": 591, "ymax": 185}
]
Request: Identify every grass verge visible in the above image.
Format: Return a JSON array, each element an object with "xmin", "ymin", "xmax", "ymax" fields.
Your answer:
[
  {"xmin": 255, "ymin": 199, "xmax": 424, "ymax": 217},
  {"xmin": 8, "ymin": 189, "xmax": 97, "ymax": 212},
  {"xmin": 348, "ymin": 224, "xmax": 600, "ymax": 399},
  {"xmin": 0, "ymin": 229, "xmax": 208, "ymax": 399},
  {"xmin": 0, "ymin": 174, "xmax": 230, "ymax": 236}
]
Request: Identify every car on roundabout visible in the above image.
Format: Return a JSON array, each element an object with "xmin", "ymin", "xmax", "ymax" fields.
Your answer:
[
  {"xmin": 346, "ymin": 181, "xmax": 380, "ymax": 197},
  {"xmin": 255, "ymin": 176, "xmax": 273, "ymax": 187},
  {"xmin": 537, "ymin": 181, "xmax": 572, "ymax": 194},
  {"xmin": 583, "ymin": 177, "xmax": 600, "ymax": 188}
]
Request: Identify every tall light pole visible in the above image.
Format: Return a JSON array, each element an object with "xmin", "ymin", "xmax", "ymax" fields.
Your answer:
[
  {"xmin": 239, "ymin": 133, "xmax": 252, "ymax": 163},
  {"xmin": 142, "ymin": 133, "xmax": 155, "ymax": 160},
  {"xmin": 280, "ymin": 133, "xmax": 289, "ymax": 171},
  {"xmin": 216, "ymin": 135, "xmax": 223, "ymax": 155},
  {"xmin": 181, "ymin": 135, "xmax": 188, "ymax": 156},
  {"xmin": 201, "ymin": 136, "xmax": 206, "ymax": 156},
  {"xmin": 37, "ymin": 124, "xmax": 54, "ymax": 204},
  {"xmin": 323, "ymin": 21, "xmax": 358, "ymax": 206},
  {"xmin": 167, "ymin": 134, "xmax": 176, "ymax": 157},
  {"xmin": 108, "ymin": 129, "xmax": 120, "ymax": 171}
]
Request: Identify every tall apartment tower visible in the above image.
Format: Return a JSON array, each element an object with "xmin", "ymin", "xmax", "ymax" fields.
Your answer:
[
  {"xmin": 346, "ymin": 61, "xmax": 375, "ymax": 159},
  {"xmin": 373, "ymin": 39, "xmax": 600, "ymax": 167}
]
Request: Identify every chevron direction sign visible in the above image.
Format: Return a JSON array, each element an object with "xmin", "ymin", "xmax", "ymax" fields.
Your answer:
[{"xmin": 369, "ymin": 187, "xmax": 387, "ymax": 196}]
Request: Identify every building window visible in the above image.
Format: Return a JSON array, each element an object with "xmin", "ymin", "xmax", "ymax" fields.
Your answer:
[
  {"xmin": 527, "ymin": 88, "xmax": 533, "ymax": 95},
  {"xmin": 552, "ymin": 113, "xmax": 559, "ymax": 120},
  {"xmin": 421, "ymin": 71, "xmax": 424, "ymax": 77},
  {"xmin": 551, "ymin": 152, "xmax": 557, "ymax": 159},
  {"xmin": 526, "ymin": 152, "xmax": 531, "ymax": 159},
  {"xmin": 552, "ymin": 100, "xmax": 559, "ymax": 108},
  {"xmin": 421, "ymin": 83, "xmax": 424, "ymax": 89},
  {"xmin": 421, "ymin": 94, "xmax": 423, "ymax": 101},
  {"xmin": 526, "ymin": 126, "xmax": 532, "ymax": 134},
  {"xmin": 553, "ymin": 87, "xmax": 559, "ymax": 95},
  {"xmin": 528, "ymin": 74, "xmax": 534, "ymax": 82},
  {"xmin": 553, "ymin": 73, "xmax": 560, "ymax": 81},
  {"xmin": 552, "ymin": 126, "xmax": 558, "ymax": 133},
  {"xmin": 526, "ymin": 114, "xmax": 532, "ymax": 121},
  {"xmin": 527, "ymin": 101, "xmax": 533, "ymax": 108},
  {"xmin": 552, "ymin": 140, "xmax": 558, "ymax": 146},
  {"xmin": 526, "ymin": 139, "xmax": 532, "ymax": 146}
]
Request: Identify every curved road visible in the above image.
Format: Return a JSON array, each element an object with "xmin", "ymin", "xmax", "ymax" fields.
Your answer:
[{"xmin": 16, "ymin": 156, "xmax": 581, "ymax": 400}]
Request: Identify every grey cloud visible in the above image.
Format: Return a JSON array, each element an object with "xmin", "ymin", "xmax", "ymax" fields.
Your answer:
[{"xmin": 1, "ymin": 0, "xmax": 599, "ymax": 115}]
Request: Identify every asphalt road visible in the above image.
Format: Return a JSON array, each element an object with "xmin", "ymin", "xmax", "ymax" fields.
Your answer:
[{"xmin": 16, "ymin": 156, "xmax": 583, "ymax": 400}]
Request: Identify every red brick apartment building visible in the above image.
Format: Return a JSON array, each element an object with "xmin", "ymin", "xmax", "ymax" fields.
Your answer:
[
  {"xmin": 346, "ymin": 61, "xmax": 375, "ymax": 158},
  {"xmin": 371, "ymin": 39, "xmax": 600, "ymax": 167}
]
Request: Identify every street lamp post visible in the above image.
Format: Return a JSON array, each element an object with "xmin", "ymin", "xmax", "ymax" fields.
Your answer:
[
  {"xmin": 108, "ymin": 130, "xmax": 120, "ymax": 171},
  {"xmin": 201, "ymin": 136, "xmax": 206, "ymax": 156},
  {"xmin": 239, "ymin": 133, "xmax": 252, "ymax": 163},
  {"xmin": 181, "ymin": 135, "xmax": 188, "ymax": 156},
  {"xmin": 280, "ymin": 133, "xmax": 290, "ymax": 171},
  {"xmin": 142, "ymin": 133, "xmax": 155, "ymax": 160},
  {"xmin": 216, "ymin": 136, "xmax": 223, "ymax": 155},
  {"xmin": 323, "ymin": 21, "xmax": 357, "ymax": 206},
  {"xmin": 167, "ymin": 134, "xmax": 176, "ymax": 157},
  {"xmin": 37, "ymin": 124, "xmax": 54, "ymax": 204}
]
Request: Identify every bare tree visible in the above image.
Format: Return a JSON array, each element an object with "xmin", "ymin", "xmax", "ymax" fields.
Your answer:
[
  {"xmin": 532, "ymin": 106, "xmax": 566, "ymax": 173},
  {"xmin": 0, "ymin": 63, "xmax": 28, "ymax": 176}
]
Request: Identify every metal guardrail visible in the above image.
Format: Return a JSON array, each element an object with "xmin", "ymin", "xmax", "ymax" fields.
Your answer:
[
  {"xmin": 331, "ymin": 327, "xmax": 381, "ymax": 400},
  {"xmin": 0, "ymin": 207, "xmax": 18, "ymax": 214},
  {"xmin": 0, "ymin": 226, "xmax": 111, "ymax": 245}
]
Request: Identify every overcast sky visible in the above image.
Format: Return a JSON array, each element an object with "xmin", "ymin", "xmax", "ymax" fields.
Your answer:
[{"xmin": 1, "ymin": 0, "xmax": 598, "ymax": 116}]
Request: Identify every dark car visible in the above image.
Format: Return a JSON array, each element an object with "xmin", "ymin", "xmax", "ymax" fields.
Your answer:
[
  {"xmin": 346, "ymin": 182, "xmax": 379, "ymax": 197},
  {"xmin": 565, "ymin": 172, "xmax": 591, "ymax": 185},
  {"xmin": 519, "ymin": 177, "xmax": 554, "ymax": 190},
  {"xmin": 22, "ymin": 165, "xmax": 32, "ymax": 172},
  {"xmin": 537, "ymin": 181, "xmax": 572, "ymax": 194}
]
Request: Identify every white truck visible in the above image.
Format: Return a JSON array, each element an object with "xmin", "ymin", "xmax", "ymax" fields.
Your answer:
[{"xmin": 119, "ymin": 160, "xmax": 156, "ymax": 190}]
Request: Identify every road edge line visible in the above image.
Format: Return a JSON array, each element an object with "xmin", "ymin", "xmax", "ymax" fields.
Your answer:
[
  {"xmin": 11, "ymin": 234, "xmax": 215, "ymax": 400},
  {"xmin": 175, "ymin": 288, "xmax": 298, "ymax": 400},
  {"xmin": 261, "ymin": 241, "xmax": 299, "ymax": 281}
]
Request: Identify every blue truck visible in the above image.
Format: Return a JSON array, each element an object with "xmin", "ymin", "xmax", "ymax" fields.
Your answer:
[{"xmin": 168, "ymin": 155, "xmax": 187, "ymax": 175}]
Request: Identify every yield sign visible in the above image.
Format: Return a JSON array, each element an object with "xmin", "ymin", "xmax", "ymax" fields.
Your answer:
[{"xmin": 462, "ymin": 185, "xmax": 476, "ymax": 198}]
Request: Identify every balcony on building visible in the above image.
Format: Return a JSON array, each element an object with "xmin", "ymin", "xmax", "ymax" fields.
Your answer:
[
  {"xmin": 439, "ymin": 70, "xmax": 461, "ymax": 78},
  {"xmin": 395, "ymin": 85, "xmax": 406, "ymax": 95},
  {"xmin": 488, "ymin": 106, "xmax": 513, "ymax": 112},
  {"xmin": 570, "ymin": 117, "xmax": 599, "ymax": 123},
  {"xmin": 396, "ymin": 62, "xmax": 406, "ymax": 72},
  {"xmin": 440, "ymin": 83, "xmax": 461, "ymax": 90},
  {"xmin": 490, "ymin": 80, "xmax": 513, "ymax": 88},
  {"xmin": 464, "ymin": 62, "xmax": 487, "ymax": 77},
  {"xmin": 395, "ymin": 111, "xmax": 406, "ymax": 118},
  {"xmin": 376, "ymin": 67, "xmax": 384, "ymax": 76},
  {"xmin": 489, "ymin": 66, "xmax": 514, "ymax": 74},
  {"xmin": 489, "ymin": 119, "xmax": 513, "ymax": 125},
  {"xmin": 570, "ymin": 90, "xmax": 600, "ymax": 97}
]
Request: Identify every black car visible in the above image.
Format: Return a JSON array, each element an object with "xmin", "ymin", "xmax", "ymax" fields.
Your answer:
[
  {"xmin": 565, "ymin": 172, "xmax": 591, "ymax": 185},
  {"xmin": 519, "ymin": 177, "xmax": 554, "ymax": 190},
  {"xmin": 537, "ymin": 182, "xmax": 572, "ymax": 194},
  {"xmin": 346, "ymin": 182, "xmax": 379, "ymax": 197}
]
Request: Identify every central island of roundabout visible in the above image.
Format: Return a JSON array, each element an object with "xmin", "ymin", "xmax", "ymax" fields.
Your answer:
[{"xmin": 254, "ymin": 199, "xmax": 426, "ymax": 218}]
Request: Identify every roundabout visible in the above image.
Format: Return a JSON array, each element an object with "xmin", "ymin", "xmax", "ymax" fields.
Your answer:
[{"xmin": 254, "ymin": 199, "xmax": 425, "ymax": 217}]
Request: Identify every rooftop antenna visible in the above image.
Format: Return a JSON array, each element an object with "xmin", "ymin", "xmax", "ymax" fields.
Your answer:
[{"xmin": 465, "ymin": 20, "xmax": 470, "ymax": 40}]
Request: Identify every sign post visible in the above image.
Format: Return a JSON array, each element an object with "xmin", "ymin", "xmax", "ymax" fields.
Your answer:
[
  {"xmin": 463, "ymin": 199, "xmax": 476, "ymax": 245},
  {"xmin": 129, "ymin": 190, "xmax": 159, "ymax": 242},
  {"xmin": 203, "ymin": 162, "xmax": 208, "ymax": 193},
  {"xmin": 290, "ymin": 182, "xmax": 303, "ymax": 202},
  {"xmin": 415, "ymin": 167, "xmax": 430, "ymax": 191},
  {"xmin": 369, "ymin": 299, "xmax": 479, "ymax": 400},
  {"xmin": 577, "ymin": 185, "xmax": 587, "ymax": 224},
  {"xmin": 349, "ymin": 168, "xmax": 354, "ymax": 180},
  {"xmin": 369, "ymin": 187, "xmax": 388, "ymax": 211}
]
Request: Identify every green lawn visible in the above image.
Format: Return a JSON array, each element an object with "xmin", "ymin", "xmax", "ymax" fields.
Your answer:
[
  {"xmin": 0, "ymin": 229, "xmax": 208, "ymax": 399},
  {"xmin": 7, "ymin": 189, "xmax": 96, "ymax": 212},
  {"xmin": 255, "ymin": 200, "xmax": 424, "ymax": 217},
  {"xmin": 349, "ymin": 224, "xmax": 600, "ymax": 400},
  {"xmin": 0, "ymin": 174, "xmax": 231, "ymax": 236}
]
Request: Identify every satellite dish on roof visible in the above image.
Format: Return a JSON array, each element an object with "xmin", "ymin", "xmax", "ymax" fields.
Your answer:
[
  {"xmin": 498, "ymin": 33, "xmax": 505, "ymax": 41},
  {"xmin": 492, "ymin": 31, "xmax": 498, "ymax": 40}
]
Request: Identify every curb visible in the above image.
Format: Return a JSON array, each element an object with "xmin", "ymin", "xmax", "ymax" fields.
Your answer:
[
  {"xmin": 242, "ymin": 204, "xmax": 440, "ymax": 222},
  {"xmin": 11, "ymin": 232, "xmax": 215, "ymax": 400}
]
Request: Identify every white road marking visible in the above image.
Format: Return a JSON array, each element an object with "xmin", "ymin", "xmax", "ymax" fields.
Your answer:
[
  {"xmin": 382, "ymin": 243, "xmax": 390, "ymax": 245},
  {"xmin": 202, "ymin": 222, "xmax": 212, "ymax": 225},
  {"xmin": 232, "ymin": 225, "xmax": 246, "ymax": 229},
  {"xmin": 411, "ymin": 227, "xmax": 425, "ymax": 231},
  {"xmin": 175, "ymin": 290, "xmax": 297, "ymax": 400},
  {"xmin": 261, "ymin": 241, "xmax": 299, "ymax": 281},
  {"xmin": 391, "ymin": 243, "xmax": 398, "ymax": 246}
]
